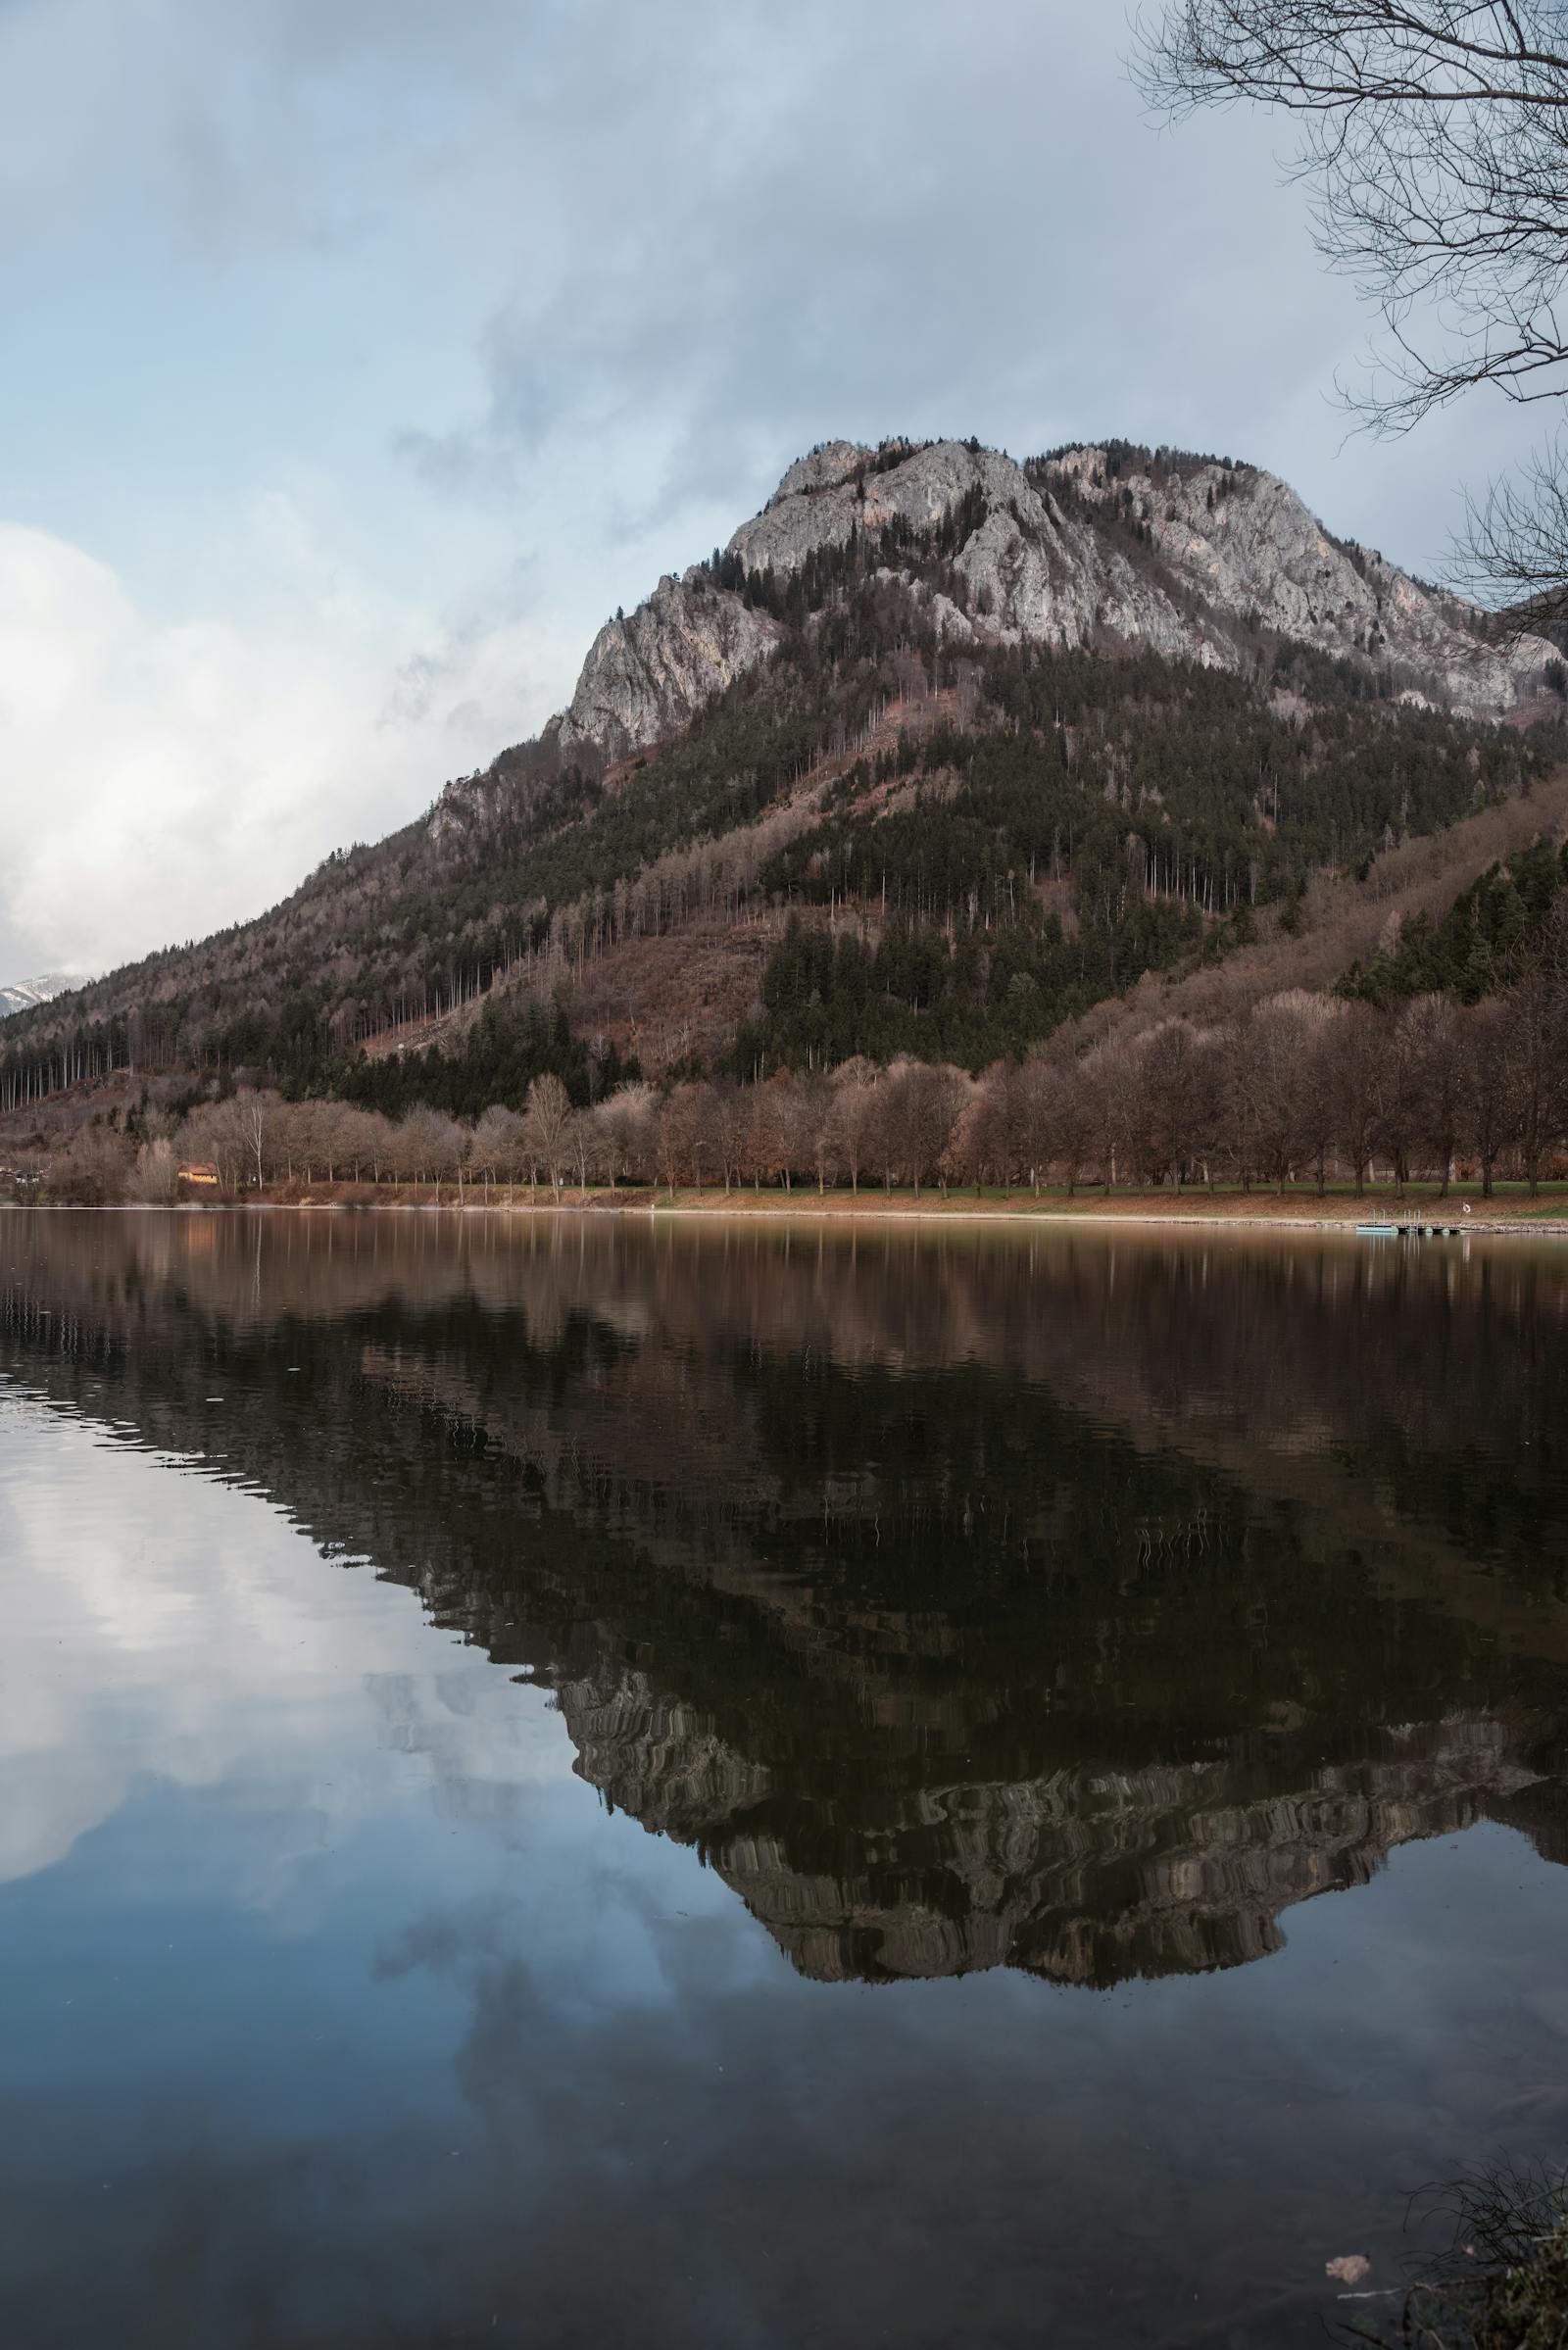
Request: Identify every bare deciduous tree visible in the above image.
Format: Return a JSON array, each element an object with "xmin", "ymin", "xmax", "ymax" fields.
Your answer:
[
  {"xmin": 471, "ymin": 1105, "xmax": 524, "ymax": 1201},
  {"xmin": 522, "ymin": 1074, "xmax": 573, "ymax": 1199},
  {"xmin": 1132, "ymin": 2, "xmax": 1568, "ymax": 622},
  {"xmin": 1331, "ymin": 1000, "xmax": 1389, "ymax": 1194},
  {"xmin": 393, "ymin": 1105, "xmax": 465, "ymax": 1200},
  {"xmin": 237, "ymin": 1091, "xmax": 270, "ymax": 1191},
  {"xmin": 659, "ymin": 1081, "xmax": 720, "ymax": 1197},
  {"xmin": 1465, "ymin": 996, "xmax": 1515, "ymax": 1193},
  {"xmin": 1499, "ymin": 904, "xmax": 1568, "ymax": 1192},
  {"xmin": 130, "ymin": 1136, "xmax": 179, "ymax": 1204},
  {"xmin": 823, "ymin": 1059, "xmax": 879, "ymax": 1196},
  {"xmin": 1398, "ymin": 992, "xmax": 1466, "ymax": 1193}
]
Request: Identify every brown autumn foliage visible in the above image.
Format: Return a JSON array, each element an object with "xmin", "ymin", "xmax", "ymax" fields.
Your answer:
[{"xmin": 9, "ymin": 939, "xmax": 1568, "ymax": 1212}]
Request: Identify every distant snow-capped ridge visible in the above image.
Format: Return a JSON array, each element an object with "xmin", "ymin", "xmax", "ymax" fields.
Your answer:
[
  {"xmin": 543, "ymin": 436, "xmax": 1557, "ymax": 765},
  {"xmin": 0, "ymin": 975, "xmax": 73, "ymax": 1019}
]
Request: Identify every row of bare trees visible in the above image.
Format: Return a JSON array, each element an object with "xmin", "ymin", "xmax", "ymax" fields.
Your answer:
[
  {"xmin": 148, "ymin": 972, "xmax": 1566, "ymax": 1201},
  {"xmin": 168, "ymin": 1078, "xmax": 590, "ymax": 1201},
  {"xmin": 612, "ymin": 985, "xmax": 1567, "ymax": 1199},
  {"xmin": 24, "ymin": 966, "xmax": 1568, "ymax": 1207}
]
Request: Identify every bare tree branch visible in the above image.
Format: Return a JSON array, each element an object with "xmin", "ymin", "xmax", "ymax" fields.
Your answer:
[
  {"xmin": 1130, "ymin": 3, "xmax": 1568, "ymax": 606},
  {"xmin": 1132, "ymin": 3, "xmax": 1568, "ymax": 419},
  {"xmin": 1457, "ymin": 426, "xmax": 1568, "ymax": 629}
]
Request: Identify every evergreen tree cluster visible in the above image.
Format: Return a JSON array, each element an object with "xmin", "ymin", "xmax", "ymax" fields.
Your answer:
[
  {"xmin": 332, "ymin": 994, "xmax": 635, "ymax": 1122},
  {"xmin": 1340, "ymin": 837, "xmax": 1568, "ymax": 1004},
  {"xmin": 735, "ymin": 898, "xmax": 1201, "ymax": 1075}
]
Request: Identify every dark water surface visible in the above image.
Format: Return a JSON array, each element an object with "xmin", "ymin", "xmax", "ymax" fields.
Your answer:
[{"xmin": 3, "ymin": 1209, "xmax": 1568, "ymax": 2348}]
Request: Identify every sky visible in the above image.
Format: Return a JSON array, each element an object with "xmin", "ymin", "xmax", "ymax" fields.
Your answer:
[{"xmin": 0, "ymin": 0, "xmax": 1546, "ymax": 982}]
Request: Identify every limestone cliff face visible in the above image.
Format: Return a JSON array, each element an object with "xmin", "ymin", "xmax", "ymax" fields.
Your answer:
[
  {"xmin": 730, "ymin": 441, "xmax": 1051, "ymax": 592},
  {"xmin": 491, "ymin": 433, "xmax": 1553, "ymax": 778},
  {"xmin": 1049, "ymin": 445, "xmax": 1545, "ymax": 714},
  {"xmin": 555, "ymin": 571, "xmax": 780, "ymax": 764},
  {"xmin": 727, "ymin": 436, "xmax": 1552, "ymax": 713}
]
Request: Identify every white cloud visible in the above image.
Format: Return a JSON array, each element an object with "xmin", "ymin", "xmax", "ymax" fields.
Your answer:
[
  {"xmin": 0, "ymin": 0, "xmax": 1555, "ymax": 980},
  {"xmin": 0, "ymin": 1386, "xmax": 569, "ymax": 1886},
  {"xmin": 0, "ymin": 500, "xmax": 581, "ymax": 977}
]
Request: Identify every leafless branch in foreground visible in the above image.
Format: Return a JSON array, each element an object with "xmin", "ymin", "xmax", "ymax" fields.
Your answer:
[{"xmin": 1130, "ymin": 4, "xmax": 1568, "ymax": 610}]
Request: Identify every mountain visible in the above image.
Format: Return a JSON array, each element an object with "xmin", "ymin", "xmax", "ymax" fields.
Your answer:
[
  {"xmin": 538, "ymin": 437, "xmax": 1552, "ymax": 767},
  {"xmin": 0, "ymin": 975, "xmax": 71, "ymax": 1020},
  {"xmin": 2, "ymin": 434, "xmax": 1564, "ymax": 1117}
]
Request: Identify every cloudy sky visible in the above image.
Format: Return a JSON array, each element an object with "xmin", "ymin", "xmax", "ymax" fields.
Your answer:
[{"xmin": 0, "ymin": 0, "xmax": 1543, "ymax": 982}]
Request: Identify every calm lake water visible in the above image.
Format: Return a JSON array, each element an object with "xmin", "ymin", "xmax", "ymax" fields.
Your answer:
[{"xmin": 3, "ymin": 1209, "xmax": 1568, "ymax": 2348}]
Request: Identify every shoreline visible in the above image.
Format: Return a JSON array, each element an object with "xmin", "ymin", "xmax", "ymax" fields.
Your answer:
[
  {"xmin": 9, "ymin": 1191, "xmax": 1568, "ymax": 1237},
  {"xmin": 647, "ymin": 1202, "xmax": 1568, "ymax": 1236}
]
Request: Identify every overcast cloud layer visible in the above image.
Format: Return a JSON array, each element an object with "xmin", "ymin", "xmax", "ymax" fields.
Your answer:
[{"xmin": 0, "ymin": 0, "xmax": 1544, "ymax": 980}]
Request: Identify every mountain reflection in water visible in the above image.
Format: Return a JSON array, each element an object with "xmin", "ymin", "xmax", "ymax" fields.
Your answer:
[{"xmin": 5, "ymin": 1209, "xmax": 1567, "ymax": 1993}]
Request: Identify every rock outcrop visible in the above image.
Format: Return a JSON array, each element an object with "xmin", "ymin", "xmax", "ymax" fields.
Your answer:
[
  {"xmin": 544, "ymin": 436, "xmax": 1554, "ymax": 766},
  {"xmin": 556, "ymin": 571, "xmax": 781, "ymax": 764},
  {"xmin": 1049, "ymin": 445, "xmax": 1544, "ymax": 713}
]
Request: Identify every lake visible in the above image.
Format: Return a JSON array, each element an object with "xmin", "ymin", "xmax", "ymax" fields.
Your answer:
[{"xmin": 3, "ymin": 1208, "xmax": 1568, "ymax": 2349}]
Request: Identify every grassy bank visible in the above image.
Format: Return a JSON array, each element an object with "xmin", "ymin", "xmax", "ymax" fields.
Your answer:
[
  {"xmin": 108, "ymin": 1177, "xmax": 1568, "ymax": 1231},
  {"xmin": 646, "ymin": 1182, "xmax": 1568, "ymax": 1229}
]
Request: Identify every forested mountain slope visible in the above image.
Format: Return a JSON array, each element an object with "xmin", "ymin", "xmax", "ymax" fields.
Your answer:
[{"xmin": 3, "ymin": 435, "xmax": 1565, "ymax": 1120}]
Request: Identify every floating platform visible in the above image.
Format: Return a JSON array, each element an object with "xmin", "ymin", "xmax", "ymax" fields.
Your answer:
[{"xmin": 1356, "ymin": 1222, "xmax": 1465, "ymax": 1238}]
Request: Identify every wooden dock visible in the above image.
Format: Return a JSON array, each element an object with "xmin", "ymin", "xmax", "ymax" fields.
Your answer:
[{"xmin": 1357, "ymin": 1222, "xmax": 1466, "ymax": 1238}]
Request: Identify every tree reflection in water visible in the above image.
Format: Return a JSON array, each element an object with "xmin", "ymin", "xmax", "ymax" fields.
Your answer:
[{"xmin": 4, "ymin": 1207, "xmax": 1568, "ymax": 1991}]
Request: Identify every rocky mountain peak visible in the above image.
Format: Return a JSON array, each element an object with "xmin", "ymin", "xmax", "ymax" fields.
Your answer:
[
  {"xmin": 0, "ymin": 974, "xmax": 72, "ymax": 1021},
  {"xmin": 525, "ymin": 433, "xmax": 1559, "ymax": 774},
  {"xmin": 766, "ymin": 440, "xmax": 877, "ymax": 504}
]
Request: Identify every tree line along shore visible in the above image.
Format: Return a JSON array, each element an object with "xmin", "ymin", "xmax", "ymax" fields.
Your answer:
[{"xmin": 6, "ymin": 957, "xmax": 1568, "ymax": 1215}]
